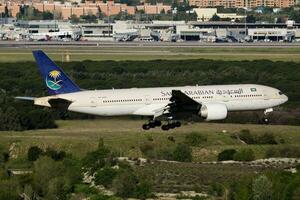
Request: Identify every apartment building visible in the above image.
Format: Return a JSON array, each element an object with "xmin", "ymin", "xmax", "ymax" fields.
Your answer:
[
  {"xmin": 189, "ymin": 0, "xmax": 296, "ymax": 8},
  {"xmin": 0, "ymin": 1, "xmax": 171, "ymax": 20}
]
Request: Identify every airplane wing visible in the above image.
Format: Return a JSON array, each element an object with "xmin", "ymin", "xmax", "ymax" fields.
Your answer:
[{"xmin": 154, "ymin": 90, "xmax": 201, "ymax": 120}]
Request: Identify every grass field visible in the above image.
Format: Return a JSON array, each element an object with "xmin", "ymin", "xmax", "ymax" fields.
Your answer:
[
  {"xmin": 1, "ymin": 46, "xmax": 300, "ymax": 62},
  {"xmin": 1, "ymin": 119, "xmax": 300, "ymax": 165}
]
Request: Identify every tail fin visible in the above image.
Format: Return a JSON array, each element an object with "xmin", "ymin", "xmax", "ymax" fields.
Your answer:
[{"xmin": 33, "ymin": 50, "xmax": 81, "ymax": 95}]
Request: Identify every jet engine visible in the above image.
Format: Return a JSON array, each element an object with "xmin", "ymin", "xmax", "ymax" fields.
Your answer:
[{"xmin": 199, "ymin": 103, "xmax": 228, "ymax": 121}]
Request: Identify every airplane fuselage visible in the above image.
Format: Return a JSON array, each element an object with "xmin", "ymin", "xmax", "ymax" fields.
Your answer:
[{"xmin": 34, "ymin": 84, "xmax": 288, "ymax": 117}]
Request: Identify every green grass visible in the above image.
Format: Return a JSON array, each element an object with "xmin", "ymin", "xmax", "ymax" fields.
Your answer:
[
  {"xmin": 1, "ymin": 46, "xmax": 300, "ymax": 62},
  {"xmin": 1, "ymin": 119, "xmax": 300, "ymax": 163}
]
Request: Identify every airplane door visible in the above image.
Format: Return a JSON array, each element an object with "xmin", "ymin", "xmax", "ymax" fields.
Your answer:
[
  {"xmin": 145, "ymin": 95, "xmax": 151, "ymax": 105},
  {"xmin": 263, "ymin": 89, "xmax": 272, "ymax": 100},
  {"xmin": 90, "ymin": 97, "xmax": 97, "ymax": 107}
]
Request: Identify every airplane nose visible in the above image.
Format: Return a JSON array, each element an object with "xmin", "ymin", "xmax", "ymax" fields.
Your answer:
[{"xmin": 283, "ymin": 94, "xmax": 288, "ymax": 103}]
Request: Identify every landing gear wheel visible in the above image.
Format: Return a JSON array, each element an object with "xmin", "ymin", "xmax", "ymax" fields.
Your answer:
[
  {"xmin": 161, "ymin": 124, "xmax": 170, "ymax": 131},
  {"xmin": 154, "ymin": 120, "xmax": 162, "ymax": 127},
  {"xmin": 262, "ymin": 117, "xmax": 269, "ymax": 124},
  {"xmin": 174, "ymin": 121, "xmax": 181, "ymax": 127},
  {"xmin": 142, "ymin": 124, "xmax": 150, "ymax": 130},
  {"xmin": 149, "ymin": 122, "xmax": 156, "ymax": 128},
  {"xmin": 169, "ymin": 123, "xmax": 176, "ymax": 129}
]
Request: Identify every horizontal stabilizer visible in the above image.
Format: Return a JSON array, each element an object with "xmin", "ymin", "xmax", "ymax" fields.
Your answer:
[{"xmin": 15, "ymin": 96, "xmax": 36, "ymax": 101}]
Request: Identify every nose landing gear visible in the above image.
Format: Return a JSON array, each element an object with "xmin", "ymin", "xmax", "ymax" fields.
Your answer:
[{"xmin": 260, "ymin": 108, "xmax": 273, "ymax": 124}]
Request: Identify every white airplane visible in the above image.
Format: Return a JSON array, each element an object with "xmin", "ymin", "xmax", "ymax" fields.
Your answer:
[{"xmin": 17, "ymin": 50, "xmax": 288, "ymax": 130}]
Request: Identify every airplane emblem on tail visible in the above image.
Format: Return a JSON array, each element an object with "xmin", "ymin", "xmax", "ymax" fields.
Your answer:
[{"xmin": 46, "ymin": 70, "xmax": 63, "ymax": 90}]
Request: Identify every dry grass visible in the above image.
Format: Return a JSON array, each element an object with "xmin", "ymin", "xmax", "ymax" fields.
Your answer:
[{"xmin": 1, "ymin": 119, "xmax": 300, "ymax": 162}]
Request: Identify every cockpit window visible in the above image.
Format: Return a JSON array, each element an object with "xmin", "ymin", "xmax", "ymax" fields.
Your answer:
[{"xmin": 279, "ymin": 91, "xmax": 283, "ymax": 95}]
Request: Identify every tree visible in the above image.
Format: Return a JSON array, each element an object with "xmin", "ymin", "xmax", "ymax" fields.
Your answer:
[
  {"xmin": 0, "ymin": 179, "xmax": 20, "ymax": 200},
  {"xmin": 70, "ymin": 14, "xmax": 80, "ymax": 24},
  {"xmin": 135, "ymin": 182, "xmax": 153, "ymax": 199},
  {"xmin": 112, "ymin": 169, "xmax": 138, "ymax": 198},
  {"xmin": 2, "ymin": 107, "xmax": 22, "ymax": 131},
  {"xmin": 82, "ymin": 147, "xmax": 111, "ymax": 173},
  {"xmin": 246, "ymin": 15, "xmax": 256, "ymax": 23},
  {"xmin": 33, "ymin": 156, "xmax": 63, "ymax": 195},
  {"xmin": 289, "ymin": 10, "xmax": 300, "ymax": 23},
  {"xmin": 42, "ymin": 11, "xmax": 54, "ymax": 20},
  {"xmin": 27, "ymin": 146, "xmax": 43, "ymax": 162},
  {"xmin": 252, "ymin": 175, "xmax": 273, "ymax": 200},
  {"xmin": 211, "ymin": 14, "xmax": 220, "ymax": 21},
  {"xmin": 95, "ymin": 167, "xmax": 118, "ymax": 187},
  {"xmin": 26, "ymin": 109, "xmax": 57, "ymax": 130},
  {"xmin": 173, "ymin": 143, "xmax": 192, "ymax": 162},
  {"xmin": 46, "ymin": 177, "xmax": 72, "ymax": 200}
]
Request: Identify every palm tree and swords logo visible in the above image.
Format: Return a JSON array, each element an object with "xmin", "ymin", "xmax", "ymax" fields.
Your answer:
[{"xmin": 46, "ymin": 70, "xmax": 63, "ymax": 90}]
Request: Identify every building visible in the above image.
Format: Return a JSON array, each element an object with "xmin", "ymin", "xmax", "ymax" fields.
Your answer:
[
  {"xmin": 1, "ymin": 1, "xmax": 171, "ymax": 21},
  {"xmin": 193, "ymin": 8, "xmax": 245, "ymax": 22},
  {"xmin": 189, "ymin": 0, "xmax": 296, "ymax": 8}
]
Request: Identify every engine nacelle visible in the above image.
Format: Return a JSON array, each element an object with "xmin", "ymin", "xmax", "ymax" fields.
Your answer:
[{"xmin": 199, "ymin": 103, "xmax": 228, "ymax": 121}]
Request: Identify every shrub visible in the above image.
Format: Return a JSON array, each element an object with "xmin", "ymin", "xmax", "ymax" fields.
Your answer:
[
  {"xmin": 173, "ymin": 143, "xmax": 192, "ymax": 162},
  {"xmin": 26, "ymin": 109, "xmax": 57, "ymax": 130},
  {"xmin": 209, "ymin": 182, "xmax": 224, "ymax": 197},
  {"xmin": 252, "ymin": 175, "xmax": 273, "ymax": 200},
  {"xmin": 217, "ymin": 149, "xmax": 237, "ymax": 161},
  {"xmin": 257, "ymin": 133, "xmax": 277, "ymax": 145},
  {"xmin": 44, "ymin": 148, "xmax": 66, "ymax": 161},
  {"xmin": 27, "ymin": 146, "xmax": 43, "ymax": 162},
  {"xmin": 95, "ymin": 167, "xmax": 118, "ymax": 188},
  {"xmin": 156, "ymin": 147, "xmax": 174, "ymax": 160},
  {"xmin": 266, "ymin": 146, "xmax": 300, "ymax": 158},
  {"xmin": 112, "ymin": 169, "xmax": 138, "ymax": 198},
  {"xmin": 184, "ymin": 132, "xmax": 207, "ymax": 147},
  {"xmin": 139, "ymin": 143, "xmax": 155, "ymax": 159},
  {"xmin": 238, "ymin": 129, "xmax": 255, "ymax": 144},
  {"xmin": 233, "ymin": 149, "xmax": 255, "ymax": 161},
  {"xmin": 82, "ymin": 147, "xmax": 111, "ymax": 173},
  {"xmin": 134, "ymin": 182, "xmax": 153, "ymax": 199}
]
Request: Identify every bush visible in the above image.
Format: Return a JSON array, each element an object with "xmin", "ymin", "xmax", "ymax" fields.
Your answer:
[
  {"xmin": 257, "ymin": 133, "xmax": 277, "ymax": 145},
  {"xmin": 238, "ymin": 129, "xmax": 255, "ymax": 144},
  {"xmin": 265, "ymin": 146, "xmax": 300, "ymax": 158},
  {"xmin": 112, "ymin": 169, "xmax": 138, "ymax": 198},
  {"xmin": 95, "ymin": 167, "xmax": 118, "ymax": 188},
  {"xmin": 27, "ymin": 146, "xmax": 43, "ymax": 162},
  {"xmin": 26, "ymin": 109, "xmax": 57, "ymax": 130},
  {"xmin": 209, "ymin": 182, "xmax": 224, "ymax": 197},
  {"xmin": 233, "ymin": 149, "xmax": 255, "ymax": 161},
  {"xmin": 252, "ymin": 175, "xmax": 273, "ymax": 200},
  {"xmin": 44, "ymin": 148, "xmax": 66, "ymax": 161},
  {"xmin": 82, "ymin": 147, "xmax": 111, "ymax": 173},
  {"xmin": 173, "ymin": 143, "xmax": 192, "ymax": 162},
  {"xmin": 184, "ymin": 132, "xmax": 207, "ymax": 147},
  {"xmin": 134, "ymin": 182, "xmax": 153, "ymax": 199},
  {"xmin": 238, "ymin": 130, "xmax": 278, "ymax": 145},
  {"xmin": 139, "ymin": 143, "xmax": 155, "ymax": 159},
  {"xmin": 217, "ymin": 149, "xmax": 237, "ymax": 161}
]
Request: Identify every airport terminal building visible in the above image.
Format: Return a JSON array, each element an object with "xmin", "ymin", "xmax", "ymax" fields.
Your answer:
[{"xmin": 1, "ymin": 19, "xmax": 300, "ymax": 42}]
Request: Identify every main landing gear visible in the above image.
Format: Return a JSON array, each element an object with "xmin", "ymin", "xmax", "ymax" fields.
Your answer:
[
  {"xmin": 161, "ymin": 121, "xmax": 181, "ymax": 131},
  {"xmin": 142, "ymin": 120, "xmax": 181, "ymax": 131},
  {"xmin": 142, "ymin": 120, "xmax": 162, "ymax": 130}
]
